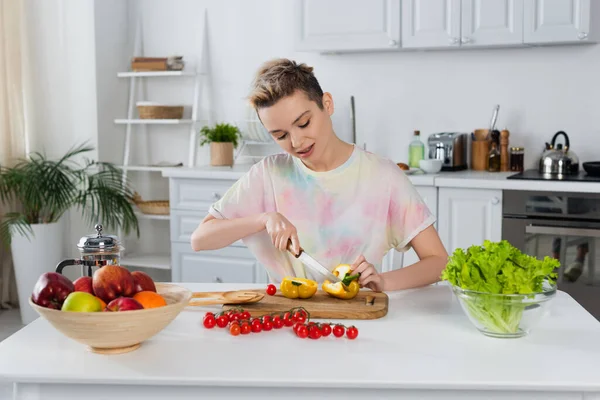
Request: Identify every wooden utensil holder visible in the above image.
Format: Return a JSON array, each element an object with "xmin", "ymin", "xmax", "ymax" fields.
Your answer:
[{"xmin": 471, "ymin": 129, "xmax": 491, "ymax": 171}]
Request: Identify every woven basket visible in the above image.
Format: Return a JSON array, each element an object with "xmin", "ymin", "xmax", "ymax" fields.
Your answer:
[
  {"xmin": 137, "ymin": 105, "xmax": 183, "ymax": 120},
  {"xmin": 133, "ymin": 193, "xmax": 170, "ymax": 215}
]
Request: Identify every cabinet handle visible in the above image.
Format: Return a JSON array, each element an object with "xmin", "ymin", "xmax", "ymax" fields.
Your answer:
[
  {"xmin": 212, "ymin": 192, "xmax": 221, "ymax": 200},
  {"xmin": 449, "ymin": 37, "xmax": 460, "ymax": 45},
  {"xmin": 491, "ymin": 197, "xmax": 500, "ymax": 205},
  {"xmin": 388, "ymin": 39, "xmax": 398, "ymax": 46},
  {"xmin": 213, "ymin": 277, "xmax": 223, "ymax": 283},
  {"xmin": 578, "ymin": 32, "xmax": 588, "ymax": 40}
]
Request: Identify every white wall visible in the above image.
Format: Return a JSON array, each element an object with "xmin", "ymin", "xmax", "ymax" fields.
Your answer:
[{"xmin": 121, "ymin": 0, "xmax": 600, "ymax": 171}]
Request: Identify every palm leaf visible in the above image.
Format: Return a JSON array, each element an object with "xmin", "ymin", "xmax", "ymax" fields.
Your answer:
[{"xmin": 0, "ymin": 213, "xmax": 33, "ymax": 248}]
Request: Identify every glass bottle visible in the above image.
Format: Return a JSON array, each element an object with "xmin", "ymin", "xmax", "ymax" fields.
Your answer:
[
  {"xmin": 408, "ymin": 130, "xmax": 424, "ymax": 169},
  {"xmin": 488, "ymin": 141, "xmax": 501, "ymax": 172}
]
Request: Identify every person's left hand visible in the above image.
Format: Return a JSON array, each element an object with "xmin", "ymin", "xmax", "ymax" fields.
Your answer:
[{"xmin": 350, "ymin": 254, "xmax": 384, "ymax": 292}]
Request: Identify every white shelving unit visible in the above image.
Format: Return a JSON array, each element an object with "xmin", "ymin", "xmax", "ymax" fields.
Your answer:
[{"xmin": 114, "ymin": 16, "xmax": 210, "ymax": 272}]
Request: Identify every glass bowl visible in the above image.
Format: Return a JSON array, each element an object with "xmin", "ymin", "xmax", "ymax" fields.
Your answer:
[{"xmin": 451, "ymin": 280, "xmax": 557, "ymax": 338}]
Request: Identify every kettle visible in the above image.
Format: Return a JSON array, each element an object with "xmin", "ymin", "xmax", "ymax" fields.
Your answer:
[
  {"xmin": 55, "ymin": 224, "xmax": 123, "ymax": 277},
  {"xmin": 538, "ymin": 131, "xmax": 579, "ymax": 175}
]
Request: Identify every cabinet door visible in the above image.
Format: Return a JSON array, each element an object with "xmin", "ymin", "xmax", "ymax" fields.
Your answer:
[
  {"xmin": 295, "ymin": 0, "xmax": 401, "ymax": 52},
  {"xmin": 402, "ymin": 187, "xmax": 438, "ymax": 268},
  {"xmin": 171, "ymin": 243, "xmax": 268, "ymax": 284},
  {"xmin": 401, "ymin": 0, "xmax": 461, "ymax": 48},
  {"xmin": 524, "ymin": 0, "xmax": 591, "ymax": 44},
  {"xmin": 437, "ymin": 188, "xmax": 502, "ymax": 254},
  {"xmin": 461, "ymin": 0, "xmax": 524, "ymax": 46}
]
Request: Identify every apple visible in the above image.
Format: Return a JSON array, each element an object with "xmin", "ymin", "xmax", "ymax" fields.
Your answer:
[
  {"xmin": 61, "ymin": 292, "xmax": 104, "ymax": 312},
  {"xmin": 132, "ymin": 271, "xmax": 156, "ymax": 293},
  {"xmin": 31, "ymin": 272, "xmax": 75, "ymax": 309},
  {"xmin": 92, "ymin": 265, "xmax": 135, "ymax": 303},
  {"xmin": 73, "ymin": 276, "xmax": 94, "ymax": 295},
  {"xmin": 106, "ymin": 297, "xmax": 144, "ymax": 312}
]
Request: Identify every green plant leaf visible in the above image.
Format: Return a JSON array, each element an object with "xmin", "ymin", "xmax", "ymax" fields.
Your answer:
[{"xmin": 198, "ymin": 123, "xmax": 242, "ymax": 148}]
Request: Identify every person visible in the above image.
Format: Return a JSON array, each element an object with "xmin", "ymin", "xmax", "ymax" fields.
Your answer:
[{"xmin": 190, "ymin": 58, "xmax": 448, "ymax": 292}]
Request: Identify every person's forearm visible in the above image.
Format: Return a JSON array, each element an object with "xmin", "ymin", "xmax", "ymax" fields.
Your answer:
[
  {"xmin": 380, "ymin": 255, "xmax": 448, "ymax": 291},
  {"xmin": 191, "ymin": 213, "xmax": 266, "ymax": 251}
]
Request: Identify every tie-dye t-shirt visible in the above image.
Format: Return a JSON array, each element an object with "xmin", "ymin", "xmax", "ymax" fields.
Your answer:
[{"xmin": 209, "ymin": 145, "xmax": 435, "ymax": 284}]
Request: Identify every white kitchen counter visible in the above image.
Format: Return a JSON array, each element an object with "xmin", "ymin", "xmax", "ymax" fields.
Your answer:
[
  {"xmin": 162, "ymin": 165, "xmax": 600, "ymax": 193},
  {"xmin": 1, "ymin": 283, "xmax": 600, "ymax": 399}
]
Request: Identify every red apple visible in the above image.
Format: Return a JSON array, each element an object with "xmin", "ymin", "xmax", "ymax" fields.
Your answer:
[
  {"xmin": 105, "ymin": 297, "xmax": 144, "ymax": 312},
  {"xmin": 132, "ymin": 271, "xmax": 156, "ymax": 293},
  {"xmin": 31, "ymin": 272, "xmax": 75, "ymax": 309},
  {"xmin": 92, "ymin": 265, "xmax": 135, "ymax": 303},
  {"xmin": 73, "ymin": 276, "xmax": 94, "ymax": 295}
]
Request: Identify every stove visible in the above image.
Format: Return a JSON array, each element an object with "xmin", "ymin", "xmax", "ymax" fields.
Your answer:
[{"xmin": 507, "ymin": 169, "xmax": 600, "ymax": 182}]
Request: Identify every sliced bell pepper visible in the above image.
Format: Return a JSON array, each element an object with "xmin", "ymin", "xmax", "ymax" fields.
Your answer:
[
  {"xmin": 322, "ymin": 264, "xmax": 361, "ymax": 300},
  {"xmin": 280, "ymin": 277, "xmax": 318, "ymax": 299}
]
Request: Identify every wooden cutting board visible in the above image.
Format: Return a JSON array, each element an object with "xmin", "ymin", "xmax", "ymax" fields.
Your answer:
[{"xmin": 221, "ymin": 290, "xmax": 388, "ymax": 320}]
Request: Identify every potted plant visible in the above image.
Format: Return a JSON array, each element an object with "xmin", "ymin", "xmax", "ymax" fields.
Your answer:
[
  {"xmin": 0, "ymin": 143, "xmax": 139, "ymax": 325},
  {"xmin": 199, "ymin": 123, "xmax": 242, "ymax": 166}
]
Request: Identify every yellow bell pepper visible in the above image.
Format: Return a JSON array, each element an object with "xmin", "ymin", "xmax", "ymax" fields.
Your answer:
[
  {"xmin": 280, "ymin": 277, "xmax": 318, "ymax": 299},
  {"xmin": 322, "ymin": 264, "xmax": 361, "ymax": 300}
]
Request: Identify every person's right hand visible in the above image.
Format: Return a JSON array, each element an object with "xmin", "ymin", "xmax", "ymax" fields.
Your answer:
[{"xmin": 263, "ymin": 212, "xmax": 300, "ymax": 254}]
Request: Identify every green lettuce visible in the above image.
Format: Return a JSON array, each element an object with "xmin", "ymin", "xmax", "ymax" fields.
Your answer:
[{"xmin": 441, "ymin": 240, "xmax": 560, "ymax": 334}]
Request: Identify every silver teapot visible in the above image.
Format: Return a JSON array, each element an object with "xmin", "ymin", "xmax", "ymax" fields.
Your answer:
[
  {"xmin": 55, "ymin": 224, "xmax": 123, "ymax": 277},
  {"xmin": 539, "ymin": 131, "xmax": 579, "ymax": 175}
]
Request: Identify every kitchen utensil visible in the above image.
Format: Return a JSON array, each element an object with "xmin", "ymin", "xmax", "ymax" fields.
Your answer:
[
  {"xmin": 222, "ymin": 289, "xmax": 389, "ymax": 320},
  {"xmin": 428, "ymin": 132, "xmax": 468, "ymax": 171},
  {"xmin": 538, "ymin": 131, "xmax": 579, "ymax": 175},
  {"xmin": 188, "ymin": 290, "xmax": 264, "ymax": 306},
  {"xmin": 583, "ymin": 162, "xmax": 600, "ymax": 177},
  {"xmin": 350, "ymin": 95, "xmax": 356, "ymax": 144},
  {"xmin": 286, "ymin": 241, "xmax": 342, "ymax": 284},
  {"xmin": 55, "ymin": 224, "xmax": 123, "ymax": 278},
  {"xmin": 29, "ymin": 283, "xmax": 192, "ymax": 354},
  {"xmin": 486, "ymin": 105, "xmax": 500, "ymax": 140}
]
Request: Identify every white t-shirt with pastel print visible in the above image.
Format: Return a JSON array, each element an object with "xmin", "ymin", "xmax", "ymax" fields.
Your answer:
[{"xmin": 209, "ymin": 145, "xmax": 435, "ymax": 284}]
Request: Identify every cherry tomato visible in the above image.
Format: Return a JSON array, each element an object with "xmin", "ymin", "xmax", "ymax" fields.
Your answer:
[
  {"xmin": 283, "ymin": 313, "xmax": 294, "ymax": 327},
  {"xmin": 266, "ymin": 284, "xmax": 276, "ymax": 296},
  {"xmin": 333, "ymin": 324, "xmax": 345, "ymax": 338},
  {"xmin": 240, "ymin": 311, "xmax": 251, "ymax": 320},
  {"xmin": 216, "ymin": 315, "xmax": 229, "ymax": 328},
  {"xmin": 263, "ymin": 321, "xmax": 273, "ymax": 331},
  {"xmin": 346, "ymin": 326, "xmax": 358, "ymax": 340},
  {"xmin": 205, "ymin": 312, "xmax": 215, "ymax": 318},
  {"xmin": 296, "ymin": 324, "xmax": 308, "ymax": 338},
  {"xmin": 231, "ymin": 313, "xmax": 241, "ymax": 322},
  {"xmin": 262, "ymin": 315, "xmax": 272, "ymax": 323},
  {"xmin": 251, "ymin": 321, "xmax": 262, "ymax": 333},
  {"xmin": 229, "ymin": 323, "xmax": 240, "ymax": 336},
  {"xmin": 320, "ymin": 323, "xmax": 332, "ymax": 337},
  {"xmin": 203, "ymin": 315, "xmax": 216, "ymax": 329},
  {"xmin": 293, "ymin": 311, "xmax": 306, "ymax": 324},
  {"xmin": 308, "ymin": 325, "xmax": 322, "ymax": 340},
  {"xmin": 272, "ymin": 316, "xmax": 284, "ymax": 329},
  {"xmin": 240, "ymin": 322, "xmax": 251, "ymax": 335}
]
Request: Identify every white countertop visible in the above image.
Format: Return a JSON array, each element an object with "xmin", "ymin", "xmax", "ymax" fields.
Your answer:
[
  {"xmin": 1, "ymin": 283, "xmax": 600, "ymax": 393},
  {"xmin": 162, "ymin": 165, "xmax": 600, "ymax": 193}
]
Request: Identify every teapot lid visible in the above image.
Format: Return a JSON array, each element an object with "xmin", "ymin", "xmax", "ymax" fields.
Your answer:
[{"xmin": 77, "ymin": 224, "xmax": 121, "ymax": 253}]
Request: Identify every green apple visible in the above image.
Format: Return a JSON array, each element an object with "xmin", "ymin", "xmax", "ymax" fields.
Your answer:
[{"xmin": 61, "ymin": 291, "xmax": 104, "ymax": 312}]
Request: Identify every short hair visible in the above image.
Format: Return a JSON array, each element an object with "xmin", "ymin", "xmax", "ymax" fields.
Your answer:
[{"xmin": 248, "ymin": 58, "xmax": 324, "ymax": 110}]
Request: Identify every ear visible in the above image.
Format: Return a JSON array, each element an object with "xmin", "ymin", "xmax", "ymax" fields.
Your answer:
[{"xmin": 322, "ymin": 92, "xmax": 334, "ymax": 116}]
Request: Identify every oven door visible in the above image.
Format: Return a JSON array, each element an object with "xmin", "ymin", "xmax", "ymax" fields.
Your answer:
[{"xmin": 503, "ymin": 217, "xmax": 600, "ymax": 321}]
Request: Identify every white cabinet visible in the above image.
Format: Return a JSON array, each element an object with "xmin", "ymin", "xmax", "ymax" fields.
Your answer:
[
  {"xmin": 437, "ymin": 188, "xmax": 502, "ymax": 254},
  {"xmin": 294, "ymin": 0, "xmax": 401, "ymax": 52},
  {"xmin": 524, "ymin": 0, "xmax": 597, "ymax": 44},
  {"xmin": 402, "ymin": 0, "xmax": 524, "ymax": 48},
  {"xmin": 461, "ymin": 0, "xmax": 525, "ymax": 46},
  {"xmin": 401, "ymin": 0, "xmax": 461, "ymax": 48}
]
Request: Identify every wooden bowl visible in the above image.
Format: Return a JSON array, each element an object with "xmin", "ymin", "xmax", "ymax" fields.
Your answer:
[{"xmin": 29, "ymin": 283, "xmax": 192, "ymax": 354}]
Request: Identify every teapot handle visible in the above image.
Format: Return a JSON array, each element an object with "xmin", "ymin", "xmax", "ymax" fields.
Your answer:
[
  {"xmin": 55, "ymin": 259, "xmax": 83, "ymax": 275},
  {"xmin": 551, "ymin": 131, "xmax": 570, "ymax": 151}
]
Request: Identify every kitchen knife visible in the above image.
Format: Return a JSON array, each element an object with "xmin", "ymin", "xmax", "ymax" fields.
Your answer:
[{"xmin": 286, "ymin": 241, "xmax": 342, "ymax": 284}]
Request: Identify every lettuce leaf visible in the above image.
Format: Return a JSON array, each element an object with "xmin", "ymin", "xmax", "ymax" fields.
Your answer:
[{"xmin": 441, "ymin": 240, "xmax": 559, "ymax": 294}]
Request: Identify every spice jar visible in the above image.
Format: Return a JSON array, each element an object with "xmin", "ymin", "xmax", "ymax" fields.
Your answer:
[{"xmin": 510, "ymin": 147, "xmax": 524, "ymax": 172}]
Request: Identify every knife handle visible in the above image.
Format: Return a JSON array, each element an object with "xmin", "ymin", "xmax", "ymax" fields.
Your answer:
[{"xmin": 286, "ymin": 239, "xmax": 303, "ymax": 258}]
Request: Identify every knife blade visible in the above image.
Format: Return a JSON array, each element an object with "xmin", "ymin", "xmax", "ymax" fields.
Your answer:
[{"xmin": 286, "ymin": 241, "xmax": 342, "ymax": 283}]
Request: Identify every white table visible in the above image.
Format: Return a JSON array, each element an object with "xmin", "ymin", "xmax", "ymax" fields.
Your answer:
[{"xmin": 1, "ymin": 283, "xmax": 600, "ymax": 400}]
